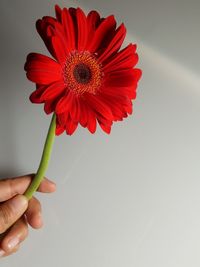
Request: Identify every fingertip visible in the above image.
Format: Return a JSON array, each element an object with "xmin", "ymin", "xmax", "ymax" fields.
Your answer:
[
  {"xmin": 48, "ymin": 181, "xmax": 56, "ymax": 192},
  {"xmin": 2, "ymin": 242, "xmax": 20, "ymax": 255},
  {"xmin": 1, "ymin": 236, "xmax": 16, "ymax": 253},
  {"xmin": 44, "ymin": 177, "xmax": 56, "ymax": 187},
  {"xmin": 1, "ymin": 243, "xmax": 9, "ymax": 254},
  {"xmin": 38, "ymin": 177, "xmax": 56, "ymax": 193},
  {"xmin": 30, "ymin": 213, "xmax": 43, "ymax": 229},
  {"xmin": 0, "ymin": 248, "xmax": 6, "ymax": 257}
]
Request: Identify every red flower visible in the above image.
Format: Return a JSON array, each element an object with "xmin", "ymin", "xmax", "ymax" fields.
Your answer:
[{"xmin": 24, "ymin": 5, "xmax": 142, "ymax": 135}]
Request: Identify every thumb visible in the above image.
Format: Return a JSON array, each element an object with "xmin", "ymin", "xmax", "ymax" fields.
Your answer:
[{"xmin": 0, "ymin": 195, "xmax": 28, "ymax": 234}]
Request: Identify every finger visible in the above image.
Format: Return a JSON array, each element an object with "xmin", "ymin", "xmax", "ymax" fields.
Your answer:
[
  {"xmin": 0, "ymin": 174, "xmax": 56, "ymax": 201},
  {"xmin": 25, "ymin": 197, "xmax": 43, "ymax": 229},
  {"xmin": 0, "ymin": 175, "xmax": 31, "ymax": 202},
  {"xmin": 0, "ymin": 195, "xmax": 28, "ymax": 234},
  {"xmin": 1, "ymin": 216, "xmax": 28, "ymax": 253},
  {"xmin": 37, "ymin": 177, "xmax": 56, "ymax": 193},
  {"xmin": 0, "ymin": 244, "xmax": 20, "ymax": 258}
]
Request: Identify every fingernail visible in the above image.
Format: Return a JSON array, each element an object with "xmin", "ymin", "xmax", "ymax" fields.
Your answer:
[
  {"xmin": 7, "ymin": 237, "xmax": 20, "ymax": 250},
  {"xmin": 0, "ymin": 249, "xmax": 5, "ymax": 257},
  {"xmin": 9, "ymin": 195, "xmax": 28, "ymax": 212}
]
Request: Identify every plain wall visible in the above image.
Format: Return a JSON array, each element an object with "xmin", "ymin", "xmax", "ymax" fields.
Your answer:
[{"xmin": 0, "ymin": 0, "xmax": 200, "ymax": 266}]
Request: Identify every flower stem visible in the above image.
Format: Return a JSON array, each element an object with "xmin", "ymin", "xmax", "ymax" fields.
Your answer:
[{"xmin": 24, "ymin": 113, "xmax": 56, "ymax": 200}]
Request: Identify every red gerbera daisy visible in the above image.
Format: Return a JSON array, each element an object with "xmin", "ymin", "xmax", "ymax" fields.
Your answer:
[{"xmin": 24, "ymin": 5, "xmax": 142, "ymax": 136}]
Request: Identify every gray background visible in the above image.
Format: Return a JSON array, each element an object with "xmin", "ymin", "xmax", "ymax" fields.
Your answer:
[{"xmin": 0, "ymin": 0, "xmax": 200, "ymax": 266}]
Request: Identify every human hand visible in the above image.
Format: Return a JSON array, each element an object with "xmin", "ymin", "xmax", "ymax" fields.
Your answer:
[{"xmin": 0, "ymin": 174, "xmax": 56, "ymax": 257}]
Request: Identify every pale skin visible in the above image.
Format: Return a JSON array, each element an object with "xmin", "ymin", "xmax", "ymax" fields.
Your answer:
[{"xmin": 0, "ymin": 174, "xmax": 56, "ymax": 257}]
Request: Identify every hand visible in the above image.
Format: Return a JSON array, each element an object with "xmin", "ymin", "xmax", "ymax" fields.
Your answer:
[{"xmin": 0, "ymin": 174, "xmax": 56, "ymax": 257}]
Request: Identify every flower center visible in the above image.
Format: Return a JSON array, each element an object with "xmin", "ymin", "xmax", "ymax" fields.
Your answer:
[
  {"xmin": 73, "ymin": 63, "xmax": 92, "ymax": 84},
  {"xmin": 63, "ymin": 51, "xmax": 103, "ymax": 95}
]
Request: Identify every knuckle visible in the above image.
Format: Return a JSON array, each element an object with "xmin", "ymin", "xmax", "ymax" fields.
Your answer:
[{"xmin": 0, "ymin": 205, "xmax": 12, "ymax": 233}]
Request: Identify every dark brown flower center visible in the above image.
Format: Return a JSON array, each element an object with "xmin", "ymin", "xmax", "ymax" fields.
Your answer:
[{"xmin": 73, "ymin": 63, "xmax": 92, "ymax": 84}]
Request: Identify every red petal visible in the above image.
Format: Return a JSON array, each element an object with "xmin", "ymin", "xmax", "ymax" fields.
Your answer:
[
  {"xmin": 74, "ymin": 98, "xmax": 81, "ymax": 123},
  {"xmin": 43, "ymin": 92, "xmax": 65, "ymax": 114},
  {"xmin": 61, "ymin": 8, "xmax": 76, "ymax": 51},
  {"xmin": 44, "ymin": 100, "xmax": 55, "ymax": 114},
  {"xmin": 97, "ymin": 116, "xmax": 112, "ymax": 134},
  {"xmin": 25, "ymin": 53, "xmax": 62, "ymax": 84},
  {"xmin": 99, "ymin": 123, "xmax": 111, "ymax": 134},
  {"xmin": 40, "ymin": 81, "xmax": 65, "ymax": 101},
  {"xmin": 51, "ymin": 36, "xmax": 68, "ymax": 64},
  {"xmin": 98, "ymin": 23, "xmax": 126, "ymax": 63},
  {"xmin": 68, "ymin": 8, "xmax": 78, "ymax": 49},
  {"xmin": 98, "ymin": 94, "xmax": 127, "ymax": 120},
  {"xmin": 36, "ymin": 18, "xmax": 57, "ymax": 59},
  {"xmin": 27, "ymin": 72, "xmax": 59, "ymax": 85},
  {"xmin": 103, "ymin": 44, "xmax": 138, "ymax": 73},
  {"xmin": 36, "ymin": 16, "xmax": 69, "ymax": 62},
  {"xmin": 87, "ymin": 109, "xmax": 97, "ymax": 134},
  {"xmin": 100, "ymin": 84, "xmax": 134, "ymax": 116},
  {"xmin": 69, "ymin": 96, "xmax": 81, "ymax": 123},
  {"xmin": 105, "ymin": 69, "xmax": 139, "ymax": 87},
  {"xmin": 85, "ymin": 94, "xmax": 113, "ymax": 121},
  {"xmin": 133, "ymin": 68, "xmax": 142, "ymax": 81},
  {"xmin": 55, "ymin": 90, "xmax": 74, "ymax": 114},
  {"xmin": 69, "ymin": 7, "xmax": 77, "ymax": 17},
  {"xmin": 87, "ymin": 10, "xmax": 101, "ymax": 42},
  {"xmin": 55, "ymin": 121, "xmax": 65, "ymax": 135},
  {"xmin": 65, "ymin": 116, "xmax": 78, "ymax": 135},
  {"xmin": 52, "ymin": 21, "xmax": 70, "ymax": 53},
  {"xmin": 79, "ymin": 100, "xmax": 88, "ymax": 127},
  {"xmin": 25, "ymin": 53, "xmax": 61, "ymax": 73},
  {"xmin": 103, "ymin": 85, "xmax": 137, "ymax": 100},
  {"xmin": 29, "ymin": 86, "xmax": 46, "ymax": 103},
  {"xmin": 57, "ymin": 112, "xmax": 67, "ymax": 126},
  {"xmin": 55, "ymin": 5, "xmax": 62, "ymax": 22},
  {"xmin": 87, "ymin": 15, "xmax": 116, "ymax": 53},
  {"xmin": 101, "ymin": 89, "xmax": 133, "ymax": 107},
  {"xmin": 75, "ymin": 8, "xmax": 88, "ymax": 51},
  {"xmin": 41, "ymin": 16, "xmax": 56, "ymax": 26}
]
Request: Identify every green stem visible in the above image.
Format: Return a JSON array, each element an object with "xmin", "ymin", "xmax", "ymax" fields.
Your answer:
[{"xmin": 24, "ymin": 113, "xmax": 56, "ymax": 200}]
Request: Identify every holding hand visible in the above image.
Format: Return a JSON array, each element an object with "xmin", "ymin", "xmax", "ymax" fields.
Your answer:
[{"xmin": 0, "ymin": 174, "xmax": 56, "ymax": 257}]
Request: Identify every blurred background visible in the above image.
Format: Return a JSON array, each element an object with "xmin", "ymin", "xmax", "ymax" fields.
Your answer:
[{"xmin": 0, "ymin": 0, "xmax": 200, "ymax": 266}]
